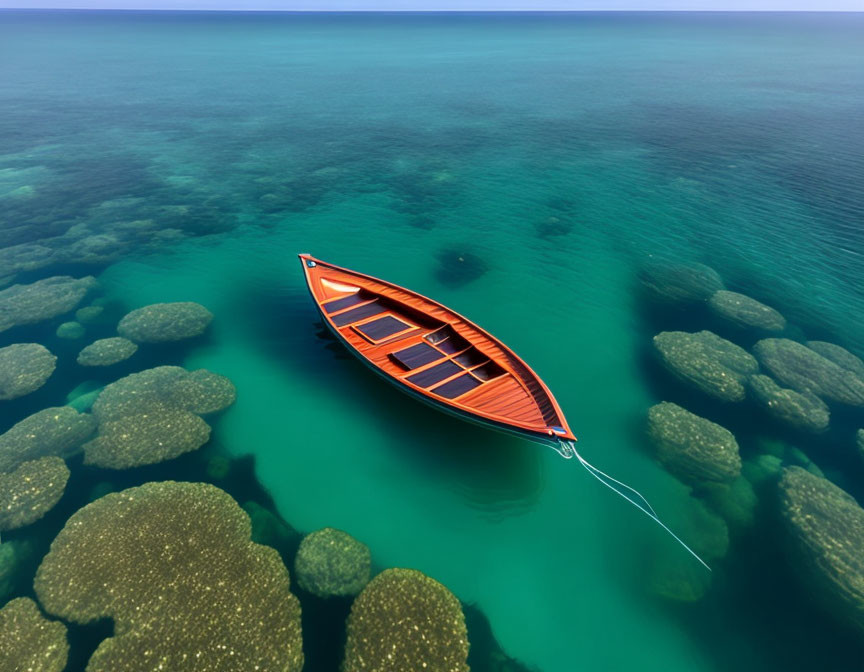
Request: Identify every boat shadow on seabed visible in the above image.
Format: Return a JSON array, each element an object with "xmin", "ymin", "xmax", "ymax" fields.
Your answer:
[{"xmin": 234, "ymin": 287, "xmax": 546, "ymax": 516}]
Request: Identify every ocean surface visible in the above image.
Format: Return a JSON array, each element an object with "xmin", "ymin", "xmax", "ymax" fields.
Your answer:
[{"xmin": 1, "ymin": 9, "xmax": 864, "ymax": 672}]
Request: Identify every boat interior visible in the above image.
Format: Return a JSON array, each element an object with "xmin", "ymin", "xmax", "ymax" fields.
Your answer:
[{"xmin": 316, "ymin": 276, "xmax": 563, "ymax": 432}]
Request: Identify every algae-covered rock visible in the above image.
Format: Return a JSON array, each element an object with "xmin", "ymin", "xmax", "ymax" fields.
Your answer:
[
  {"xmin": 0, "ymin": 276, "xmax": 97, "ymax": 333},
  {"xmin": 0, "ymin": 406, "xmax": 96, "ymax": 472},
  {"xmin": 646, "ymin": 497, "xmax": 728, "ymax": 602},
  {"xmin": 858, "ymin": 430, "xmax": 864, "ymax": 462},
  {"xmin": 82, "ymin": 366, "xmax": 235, "ymax": 469},
  {"xmin": 698, "ymin": 476, "xmax": 758, "ymax": 530},
  {"xmin": 55, "ymin": 321, "xmax": 85, "ymax": 340},
  {"xmin": 169, "ymin": 369, "xmax": 237, "ymax": 414},
  {"xmin": 90, "ymin": 365, "xmax": 186, "ymax": 419},
  {"xmin": 75, "ymin": 305, "xmax": 105, "ymax": 325},
  {"xmin": 778, "ymin": 467, "xmax": 864, "ymax": 634},
  {"xmin": 117, "ymin": 301, "xmax": 213, "ymax": 343},
  {"xmin": 754, "ymin": 339, "xmax": 864, "ymax": 407},
  {"xmin": 0, "ymin": 457, "xmax": 70, "ymax": 531},
  {"xmin": 806, "ymin": 341, "xmax": 864, "ymax": 379},
  {"xmin": 653, "ymin": 331, "xmax": 758, "ymax": 402},
  {"xmin": 708, "ymin": 290, "xmax": 786, "ymax": 332},
  {"xmin": 76, "ymin": 337, "xmax": 138, "ymax": 367},
  {"xmin": 34, "ymin": 481, "xmax": 304, "ymax": 672},
  {"xmin": 0, "ymin": 243, "xmax": 56, "ymax": 277},
  {"xmin": 295, "ymin": 527, "xmax": 371, "ymax": 598},
  {"xmin": 83, "ymin": 409, "xmax": 211, "ymax": 470},
  {"xmin": 748, "ymin": 374, "xmax": 830, "ymax": 433},
  {"xmin": 639, "ymin": 261, "xmax": 723, "ymax": 305},
  {"xmin": 344, "ymin": 568, "xmax": 469, "ymax": 672},
  {"xmin": 91, "ymin": 365, "xmax": 235, "ymax": 420},
  {"xmin": 0, "ymin": 343, "xmax": 57, "ymax": 400},
  {"xmin": 0, "ymin": 597, "xmax": 68, "ymax": 672},
  {"xmin": 648, "ymin": 402, "xmax": 741, "ymax": 486}
]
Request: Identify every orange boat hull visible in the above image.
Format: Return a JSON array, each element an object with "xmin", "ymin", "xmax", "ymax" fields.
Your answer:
[{"xmin": 299, "ymin": 254, "xmax": 577, "ymax": 455}]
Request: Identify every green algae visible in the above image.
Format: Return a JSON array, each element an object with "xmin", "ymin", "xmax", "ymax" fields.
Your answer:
[
  {"xmin": 34, "ymin": 481, "xmax": 304, "ymax": 672},
  {"xmin": 0, "ymin": 597, "xmax": 68, "ymax": 672}
]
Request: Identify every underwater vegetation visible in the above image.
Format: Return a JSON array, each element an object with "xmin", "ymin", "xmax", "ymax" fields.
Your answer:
[
  {"xmin": 778, "ymin": 467, "xmax": 864, "ymax": 635},
  {"xmin": 35, "ymin": 481, "xmax": 305, "ymax": 672},
  {"xmin": 0, "ymin": 277, "xmax": 98, "ymax": 334},
  {"xmin": 82, "ymin": 365, "xmax": 236, "ymax": 469},
  {"xmin": 76, "ymin": 337, "xmax": 138, "ymax": 367},
  {"xmin": 0, "ymin": 597, "xmax": 68, "ymax": 672},
  {"xmin": 116, "ymin": 302, "xmax": 213, "ymax": 343},
  {"xmin": 0, "ymin": 287, "xmax": 529, "ymax": 672},
  {"xmin": 0, "ymin": 343, "xmax": 57, "ymax": 400},
  {"xmin": 0, "ymin": 457, "xmax": 70, "ymax": 533},
  {"xmin": 638, "ymin": 259, "xmax": 864, "ymax": 627},
  {"xmin": 344, "ymin": 568, "xmax": 470, "ymax": 672},
  {"xmin": 295, "ymin": 528, "xmax": 372, "ymax": 599}
]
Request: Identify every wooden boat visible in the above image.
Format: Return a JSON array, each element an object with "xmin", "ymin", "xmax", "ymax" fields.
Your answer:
[{"xmin": 299, "ymin": 253, "xmax": 577, "ymax": 458}]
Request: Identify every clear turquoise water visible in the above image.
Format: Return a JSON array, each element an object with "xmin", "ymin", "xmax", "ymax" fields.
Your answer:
[{"xmin": 2, "ymin": 10, "xmax": 864, "ymax": 671}]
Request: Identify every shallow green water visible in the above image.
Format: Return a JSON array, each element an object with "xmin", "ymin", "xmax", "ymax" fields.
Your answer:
[{"xmin": 2, "ymin": 10, "xmax": 864, "ymax": 672}]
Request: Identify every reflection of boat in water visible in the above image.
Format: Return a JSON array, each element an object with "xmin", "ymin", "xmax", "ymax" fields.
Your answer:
[
  {"xmin": 298, "ymin": 253, "xmax": 577, "ymax": 459},
  {"xmin": 299, "ymin": 253, "xmax": 709, "ymax": 570}
]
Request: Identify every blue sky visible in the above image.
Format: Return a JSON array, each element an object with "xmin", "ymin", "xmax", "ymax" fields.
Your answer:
[{"xmin": 1, "ymin": 0, "xmax": 860, "ymax": 9}]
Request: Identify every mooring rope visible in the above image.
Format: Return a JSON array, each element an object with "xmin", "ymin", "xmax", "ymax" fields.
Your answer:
[{"xmin": 561, "ymin": 440, "xmax": 712, "ymax": 572}]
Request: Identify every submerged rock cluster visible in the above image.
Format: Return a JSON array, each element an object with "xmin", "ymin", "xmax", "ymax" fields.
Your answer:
[
  {"xmin": 295, "ymin": 527, "xmax": 371, "ymax": 598},
  {"xmin": 778, "ymin": 467, "xmax": 864, "ymax": 634},
  {"xmin": 0, "ymin": 457, "xmax": 70, "ymax": 532},
  {"xmin": 117, "ymin": 301, "xmax": 213, "ymax": 343},
  {"xmin": 0, "ymin": 275, "xmax": 97, "ymax": 334},
  {"xmin": 0, "ymin": 406, "xmax": 95, "ymax": 473},
  {"xmin": 344, "ymin": 568, "xmax": 470, "ymax": 672},
  {"xmin": 0, "ymin": 407, "xmax": 94, "ymax": 532},
  {"xmin": 0, "ymin": 186, "xmax": 509, "ymax": 672},
  {"xmin": 754, "ymin": 338, "xmax": 864, "ymax": 407},
  {"xmin": 34, "ymin": 481, "xmax": 304, "ymax": 672},
  {"xmin": 708, "ymin": 290, "xmax": 786, "ymax": 332},
  {"xmin": 0, "ymin": 343, "xmax": 57, "ymax": 400},
  {"xmin": 648, "ymin": 402, "xmax": 741, "ymax": 486},
  {"xmin": 641, "ymin": 257, "xmax": 864, "ymax": 622},
  {"xmin": 806, "ymin": 341, "xmax": 864, "ymax": 379},
  {"xmin": 76, "ymin": 336, "xmax": 138, "ymax": 367},
  {"xmin": 639, "ymin": 261, "xmax": 724, "ymax": 305},
  {"xmin": 653, "ymin": 330, "xmax": 758, "ymax": 402},
  {"xmin": 747, "ymin": 374, "xmax": 830, "ymax": 433}
]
